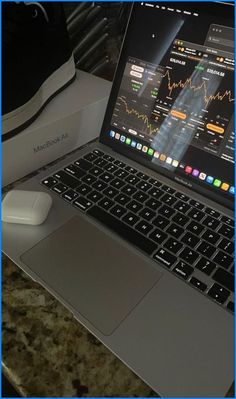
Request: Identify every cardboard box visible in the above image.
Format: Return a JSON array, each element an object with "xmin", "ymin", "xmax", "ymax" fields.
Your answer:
[{"xmin": 3, "ymin": 70, "xmax": 111, "ymax": 186}]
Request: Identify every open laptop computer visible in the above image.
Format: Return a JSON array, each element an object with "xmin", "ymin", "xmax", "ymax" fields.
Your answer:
[{"xmin": 2, "ymin": 2, "xmax": 234, "ymax": 397}]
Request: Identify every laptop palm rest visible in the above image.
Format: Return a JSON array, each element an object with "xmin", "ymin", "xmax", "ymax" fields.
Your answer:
[{"xmin": 21, "ymin": 215, "xmax": 162, "ymax": 335}]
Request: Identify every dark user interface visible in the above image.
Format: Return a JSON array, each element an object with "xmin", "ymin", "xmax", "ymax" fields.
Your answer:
[{"xmin": 103, "ymin": 3, "xmax": 234, "ymax": 203}]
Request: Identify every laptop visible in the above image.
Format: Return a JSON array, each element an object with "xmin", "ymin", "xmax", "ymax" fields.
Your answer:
[{"xmin": 2, "ymin": 2, "xmax": 234, "ymax": 396}]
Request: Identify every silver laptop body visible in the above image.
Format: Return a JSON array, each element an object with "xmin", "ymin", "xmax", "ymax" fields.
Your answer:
[{"xmin": 2, "ymin": 2, "xmax": 234, "ymax": 397}]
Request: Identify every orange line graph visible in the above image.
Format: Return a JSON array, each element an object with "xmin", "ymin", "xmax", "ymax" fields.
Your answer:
[
  {"xmin": 162, "ymin": 69, "xmax": 234, "ymax": 107},
  {"xmin": 118, "ymin": 96, "xmax": 158, "ymax": 135},
  {"xmin": 117, "ymin": 68, "xmax": 234, "ymax": 135}
]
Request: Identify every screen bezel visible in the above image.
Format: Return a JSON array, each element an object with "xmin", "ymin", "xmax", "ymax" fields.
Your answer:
[{"xmin": 99, "ymin": 1, "xmax": 234, "ymax": 210}]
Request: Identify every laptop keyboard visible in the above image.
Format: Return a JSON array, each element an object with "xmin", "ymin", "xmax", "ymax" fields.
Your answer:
[{"xmin": 41, "ymin": 149, "xmax": 234, "ymax": 313}]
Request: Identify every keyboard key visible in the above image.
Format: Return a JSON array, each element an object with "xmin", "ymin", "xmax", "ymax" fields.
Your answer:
[
  {"xmin": 159, "ymin": 205, "xmax": 175, "ymax": 218},
  {"xmin": 135, "ymin": 220, "xmax": 153, "ymax": 235},
  {"xmin": 54, "ymin": 170, "xmax": 80, "ymax": 189},
  {"xmin": 125, "ymin": 174, "xmax": 139, "ymax": 185},
  {"xmin": 76, "ymin": 184, "xmax": 92, "ymax": 196},
  {"xmin": 102, "ymin": 161, "xmax": 114, "ymax": 173},
  {"xmin": 122, "ymin": 212, "xmax": 140, "ymax": 227},
  {"xmin": 99, "ymin": 172, "xmax": 114, "ymax": 183},
  {"xmin": 65, "ymin": 164, "xmax": 86, "ymax": 180},
  {"xmin": 220, "ymin": 216, "xmax": 234, "ymax": 227},
  {"xmin": 114, "ymin": 160, "xmax": 126, "ymax": 168},
  {"xmin": 98, "ymin": 197, "xmax": 114, "ymax": 210},
  {"xmin": 84, "ymin": 152, "xmax": 98, "ymax": 162},
  {"xmin": 180, "ymin": 247, "xmax": 198, "ymax": 264},
  {"xmin": 181, "ymin": 232, "xmax": 200, "ymax": 248},
  {"xmin": 172, "ymin": 212, "xmax": 190, "ymax": 226},
  {"xmin": 136, "ymin": 181, "xmax": 152, "ymax": 192},
  {"xmin": 174, "ymin": 192, "xmax": 190, "ymax": 202},
  {"xmin": 110, "ymin": 204, "xmax": 127, "ymax": 218},
  {"xmin": 93, "ymin": 149, "xmax": 104, "ymax": 156},
  {"xmin": 174, "ymin": 201, "xmax": 191, "ymax": 213},
  {"xmin": 161, "ymin": 194, "xmax": 177, "ymax": 206},
  {"xmin": 205, "ymin": 208, "xmax": 220, "ymax": 219},
  {"xmin": 227, "ymin": 301, "xmax": 234, "ymax": 312},
  {"xmin": 114, "ymin": 169, "xmax": 129, "ymax": 179},
  {"xmin": 197, "ymin": 241, "xmax": 215, "ymax": 258},
  {"xmin": 74, "ymin": 158, "xmax": 92, "ymax": 171},
  {"xmin": 148, "ymin": 178, "xmax": 162, "ymax": 187},
  {"xmin": 103, "ymin": 162, "xmax": 114, "ymax": 172},
  {"xmin": 218, "ymin": 224, "xmax": 234, "ymax": 240},
  {"xmin": 90, "ymin": 166, "xmax": 103, "ymax": 177},
  {"xmin": 87, "ymin": 190, "xmax": 103, "ymax": 203},
  {"xmin": 218, "ymin": 238, "xmax": 234, "ymax": 255},
  {"xmin": 125, "ymin": 166, "xmax": 137, "ymax": 174},
  {"xmin": 121, "ymin": 184, "xmax": 137, "ymax": 196},
  {"xmin": 153, "ymin": 248, "xmax": 177, "ymax": 268},
  {"xmin": 52, "ymin": 183, "xmax": 68, "ymax": 194},
  {"xmin": 207, "ymin": 283, "xmax": 230, "ymax": 304},
  {"xmin": 145, "ymin": 198, "xmax": 161, "ymax": 211},
  {"xmin": 110, "ymin": 178, "xmax": 126, "ymax": 189},
  {"xmin": 92, "ymin": 180, "xmax": 108, "ymax": 192},
  {"xmin": 81, "ymin": 174, "xmax": 97, "ymax": 185},
  {"xmin": 125, "ymin": 175, "xmax": 139, "ymax": 186},
  {"xmin": 127, "ymin": 200, "xmax": 143, "ymax": 213},
  {"xmin": 139, "ymin": 207, "xmax": 156, "ymax": 221},
  {"xmin": 212, "ymin": 268, "xmax": 234, "ymax": 292},
  {"xmin": 188, "ymin": 208, "xmax": 205, "ymax": 222},
  {"xmin": 93, "ymin": 158, "xmax": 108, "ymax": 168},
  {"xmin": 153, "ymin": 215, "xmax": 170, "ymax": 229},
  {"xmin": 195, "ymin": 258, "xmax": 216, "ymax": 275},
  {"xmin": 136, "ymin": 172, "xmax": 149, "ymax": 180},
  {"xmin": 106, "ymin": 164, "xmax": 118, "ymax": 173},
  {"xmin": 133, "ymin": 191, "xmax": 149, "ymax": 203},
  {"xmin": 201, "ymin": 230, "xmax": 220, "ymax": 245},
  {"xmin": 202, "ymin": 216, "xmax": 221, "ymax": 230},
  {"xmin": 149, "ymin": 228, "xmax": 167, "ymax": 245},
  {"xmin": 189, "ymin": 277, "xmax": 207, "ymax": 292},
  {"xmin": 189, "ymin": 200, "xmax": 205, "ymax": 210},
  {"xmin": 186, "ymin": 220, "xmax": 204, "ymax": 236},
  {"xmin": 115, "ymin": 193, "xmax": 130, "ymax": 205},
  {"xmin": 103, "ymin": 154, "xmax": 115, "ymax": 162},
  {"xmin": 166, "ymin": 223, "xmax": 184, "ymax": 238},
  {"xmin": 173, "ymin": 261, "xmax": 194, "ymax": 280},
  {"xmin": 87, "ymin": 206, "xmax": 157, "ymax": 255},
  {"xmin": 161, "ymin": 185, "xmax": 175, "ymax": 195},
  {"xmin": 103, "ymin": 187, "xmax": 119, "ymax": 198},
  {"xmin": 148, "ymin": 187, "xmax": 163, "ymax": 199},
  {"xmin": 73, "ymin": 196, "xmax": 93, "ymax": 211},
  {"xmin": 164, "ymin": 237, "xmax": 183, "ymax": 254},
  {"xmin": 62, "ymin": 189, "xmax": 78, "ymax": 202},
  {"xmin": 42, "ymin": 177, "xmax": 57, "ymax": 188},
  {"xmin": 212, "ymin": 251, "xmax": 233, "ymax": 269}
]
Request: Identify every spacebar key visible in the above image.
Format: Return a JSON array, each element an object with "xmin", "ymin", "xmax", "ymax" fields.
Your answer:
[{"xmin": 87, "ymin": 205, "xmax": 157, "ymax": 255}]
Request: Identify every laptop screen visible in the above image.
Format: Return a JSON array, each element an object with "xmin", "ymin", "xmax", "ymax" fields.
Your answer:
[{"xmin": 100, "ymin": 2, "xmax": 234, "ymax": 209}]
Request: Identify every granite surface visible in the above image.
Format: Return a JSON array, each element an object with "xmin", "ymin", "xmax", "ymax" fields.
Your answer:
[
  {"xmin": 2, "ymin": 251, "xmax": 234, "ymax": 399},
  {"xmin": 2, "ymin": 253, "xmax": 159, "ymax": 397}
]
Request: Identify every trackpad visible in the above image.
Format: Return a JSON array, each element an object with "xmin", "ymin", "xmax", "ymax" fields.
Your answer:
[{"xmin": 21, "ymin": 215, "xmax": 162, "ymax": 335}]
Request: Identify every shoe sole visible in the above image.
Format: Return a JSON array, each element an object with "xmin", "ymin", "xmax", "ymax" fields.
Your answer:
[{"xmin": 2, "ymin": 54, "xmax": 76, "ymax": 141}]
